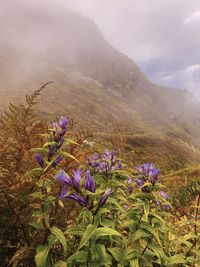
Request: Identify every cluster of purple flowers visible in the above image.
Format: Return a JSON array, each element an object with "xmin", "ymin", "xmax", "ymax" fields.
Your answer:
[
  {"xmin": 134, "ymin": 163, "xmax": 160, "ymax": 192},
  {"xmin": 87, "ymin": 149, "xmax": 122, "ymax": 177},
  {"xmin": 157, "ymin": 190, "xmax": 170, "ymax": 210},
  {"xmin": 55, "ymin": 168, "xmax": 112, "ymax": 212},
  {"xmin": 35, "ymin": 116, "xmax": 68, "ymax": 168},
  {"xmin": 127, "ymin": 163, "xmax": 170, "ymax": 209}
]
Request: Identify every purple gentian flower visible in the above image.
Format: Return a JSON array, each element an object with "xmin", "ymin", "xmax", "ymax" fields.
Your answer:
[
  {"xmin": 51, "ymin": 156, "xmax": 63, "ymax": 168},
  {"xmin": 51, "ymin": 121, "xmax": 58, "ymax": 134},
  {"xmin": 35, "ymin": 153, "xmax": 45, "ymax": 167},
  {"xmin": 66, "ymin": 193, "xmax": 88, "ymax": 207},
  {"xmin": 98, "ymin": 189, "xmax": 112, "ymax": 208},
  {"xmin": 49, "ymin": 145, "xmax": 56, "ymax": 158},
  {"xmin": 138, "ymin": 165, "xmax": 143, "ymax": 175},
  {"xmin": 103, "ymin": 149, "xmax": 110, "ymax": 161},
  {"xmin": 87, "ymin": 156, "xmax": 99, "ymax": 168},
  {"xmin": 55, "ymin": 170, "xmax": 72, "ymax": 186},
  {"xmin": 99, "ymin": 161, "xmax": 109, "ymax": 173},
  {"xmin": 59, "ymin": 116, "xmax": 68, "ymax": 130},
  {"xmin": 110, "ymin": 151, "xmax": 116, "ymax": 165},
  {"xmin": 84, "ymin": 170, "xmax": 96, "ymax": 193},
  {"xmin": 59, "ymin": 186, "xmax": 68, "ymax": 199},
  {"xmin": 158, "ymin": 191, "xmax": 170, "ymax": 201},
  {"xmin": 57, "ymin": 136, "xmax": 64, "ymax": 149},
  {"xmin": 143, "ymin": 163, "xmax": 155, "ymax": 175},
  {"xmin": 129, "ymin": 185, "xmax": 133, "ymax": 193},
  {"xmin": 71, "ymin": 170, "xmax": 82, "ymax": 191},
  {"xmin": 93, "ymin": 153, "xmax": 99, "ymax": 161},
  {"xmin": 112, "ymin": 161, "xmax": 122, "ymax": 170},
  {"xmin": 134, "ymin": 178, "xmax": 144, "ymax": 188},
  {"xmin": 127, "ymin": 178, "xmax": 132, "ymax": 185}
]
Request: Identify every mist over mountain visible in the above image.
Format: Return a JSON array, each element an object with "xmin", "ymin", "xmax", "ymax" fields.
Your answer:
[{"xmin": 1, "ymin": 0, "xmax": 200, "ymax": 169}]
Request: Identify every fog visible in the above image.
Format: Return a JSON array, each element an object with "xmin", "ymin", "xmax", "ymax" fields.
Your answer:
[
  {"xmin": 0, "ymin": 0, "xmax": 200, "ymax": 97},
  {"xmin": 64, "ymin": 0, "xmax": 200, "ymax": 96}
]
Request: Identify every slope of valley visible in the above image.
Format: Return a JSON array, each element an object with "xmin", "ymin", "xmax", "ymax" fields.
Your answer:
[{"xmin": 1, "ymin": 0, "xmax": 200, "ymax": 173}]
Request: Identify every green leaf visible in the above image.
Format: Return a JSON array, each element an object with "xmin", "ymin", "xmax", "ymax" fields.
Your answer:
[
  {"xmin": 140, "ymin": 222, "xmax": 161, "ymax": 245},
  {"xmin": 59, "ymin": 151, "xmax": 79, "ymax": 163},
  {"xmin": 65, "ymin": 138, "xmax": 80, "ymax": 146},
  {"xmin": 24, "ymin": 168, "xmax": 43, "ymax": 177},
  {"xmin": 129, "ymin": 259, "xmax": 139, "ymax": 267},
  {"xmin": 67, "ymin": 251, "xmax": 87, "ymax": 265},
  {"xmin": 94, "ymin": 227, "xmax": 122, "ymax": 238},
  {"xmin": 29, "ymin": 221, "xmax": 44, "ymax": 230},
  {"xmin": 50, "ymin": 226, "xmax": 67, "ymax": 252},
  {"xmin": 108, "ymin": 247, "xmax": 123, "ymax": 262},
  {"xmin": 30, "ymin": 191, "xmax": 43, "ymax": 198},
  {"xmin": 35, "ymin": 245, "xmax": 50, "ymax": 267},
  {"xmin": 92, "ymin": 244, "xmax": 112, "ymax": 266},
  {"xmin": 67, "ymin": 226, "xmax": 84, "ymax": 236},
  {"xmin": 143, "ymin": 201, "xmax": 149, "ymax": 221},
  {"xmin": 43, "ymin": 141, "xmax": 57, "ymax": 148},
  {"xmin": 30, "ymin": 148, "xmax": 48, "ymax": 153},
  {"xmin": 167, "ymin": 254, "xmax": 186, "ymax": 265},
  {"xmin": 108, "ymin": 197, "xmax": 125, "ymax": 212},
  {"xmin": 131, "ymin": 230, "xmax": 149, "ymax": 242},
  {"xmin": 78, "ymin": 224, "xmax": 97, "ymax": 250},
  {"xmin": 48, "ymin": 234, "xmax": 59, "ymax": 246},
  {"xmin": 54, "ymin": 260, "xmax": 67, "ymax": 267}
]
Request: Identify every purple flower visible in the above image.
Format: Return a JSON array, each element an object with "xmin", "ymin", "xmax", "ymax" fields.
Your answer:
[
  {"xmin": 57, "ymin": 136, "xmax": 64, "ymax": 149},
  {"xmin": 55, "ymin": 170, "xmax": 72, "ymax": 186},
  {"xmin": 87, "ymin": 157, "xmax": 99, "ymax": 168},
  {"xmin": 112, "ymin": 161, "xmax": 122, "ymax": 170},
  {"xmin": 93, "ymin": 153, "xmax": 99, "ymax": 161},
  {"xmin": 59, "ymin": 186, "xmax": 68, "ymax": 199},
  {"xmin": 157, "ymin": 191, "xmax": 170, "ymax": 210},
  {"xmin": 129, "ymin": 185, "xmax": 133, "ymax": 193},
  {"xmin": 103, "ymin": 149, "xmax": 110, "ymax": 161},
  {"xmin": 99, "ymin": 161, "xmax": 109, "ymax": 173},
  {"xmin": 127, "ymin": 178, "xmax": 132, "ymax": 185},
  {"xmin": 98, "ymin": 189, "xmax": 112, "ymax": 208},
  {"xmin": 49, "ymin": 145, "xmax": 56, "ymax": 158},
  {"xmin": 51, "ymin": 156, "xmax": 63, "ymax": 168},
  {"xmin": 35, "ymin": 153, "xmax": 45, "ymax": 167},
  {"xmin": 110, "ymin": 151, "xmax": 116, "ymax": 165},
  {"xmin": 136, "ymin": 163, "xmax": 160, "ymax": 189},
  {"xmin": 66, "ymin": 193, "xmax": 88, "ymax": 207},
  {"xmin": 134, "ymin": 178, "xmax": 144, "ymax": 188},
  {"xmin": 138, "ymin": 165, "xmax": 143, "ymax": 175},
  {"xmin": 59, "ymin": 116, "xmax": 68, "ymax": 130},
  {"xmin": 71, "ymin": 170, "xmax": 82, "ymax": 191},
  {"xmin": 158, "ymin": 191, "xmax": 170, "ymax": 201},
  {"xmin": 151, "ymin": 168, "xmax": 160, "ymax": 180},
  {"xmin": 51, "ymin": 121, "xmax": 58, "ymax": 133},
  {"xmin": 84, "ymin": 170, "xmax": 96, "ymax": 193}
]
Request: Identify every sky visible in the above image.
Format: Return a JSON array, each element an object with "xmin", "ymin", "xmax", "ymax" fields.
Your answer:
[{"xmin": 62, "ymin": 0, "xmax": 200, "ymax": 95}]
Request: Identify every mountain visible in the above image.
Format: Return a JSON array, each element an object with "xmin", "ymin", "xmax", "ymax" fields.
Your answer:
[{"xmin": 1, "ymin": 0, "xmax": 200, "ymax": 171}]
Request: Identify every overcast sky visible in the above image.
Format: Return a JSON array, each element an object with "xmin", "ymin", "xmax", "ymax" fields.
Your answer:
[{"xmin": 62, "ymin": 0, "xmax": 200, "ymax": 95}]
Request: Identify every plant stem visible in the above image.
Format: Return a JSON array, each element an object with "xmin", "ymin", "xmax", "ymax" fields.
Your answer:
[
  {"xmin": 86, "ymin": 215, "xmax": 95, "ymax": 267},
  {"xmin": 184, "ymin": 192, "xmax": 200, "ymax": 265}
]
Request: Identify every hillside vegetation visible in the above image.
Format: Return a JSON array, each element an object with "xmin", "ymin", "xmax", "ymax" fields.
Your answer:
[{"xmin": 0, "ymin": 89, "xmax": 200, "ymax": 266}]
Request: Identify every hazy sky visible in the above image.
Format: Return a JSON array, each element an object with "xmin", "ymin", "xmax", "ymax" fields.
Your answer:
[{"xmin": 62, "ymin": 0, "xmax": 200, "ymax": 95}]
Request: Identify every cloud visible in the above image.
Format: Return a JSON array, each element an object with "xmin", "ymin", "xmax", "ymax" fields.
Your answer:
[
  {"xmin": 186, "ymin": 64, "xmax": 200, "ymax": 72},
  {"xmin": 62, "ymin": 0, "xmax": 200, "ymax": 96},
  {"xmin": 1, "ymin": 0, "xmax": 199, "ymax": 96},
  {"xmin": 160, "ymin": 75, "xmax": 174, "ymax": 82},
  {"xmin": 184, "ymin": 10, "xmax": 200, "ymax": 24}
]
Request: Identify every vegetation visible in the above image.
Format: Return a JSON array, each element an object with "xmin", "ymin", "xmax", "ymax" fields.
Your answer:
[{"xmin": 0, "ymin": 87, "xmax": 200, "ymax": 267}]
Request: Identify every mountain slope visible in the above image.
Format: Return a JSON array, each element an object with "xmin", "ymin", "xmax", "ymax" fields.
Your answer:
[{"xmin": 1, "ymin": 0, "xmax": 200, "ymax": 170}]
